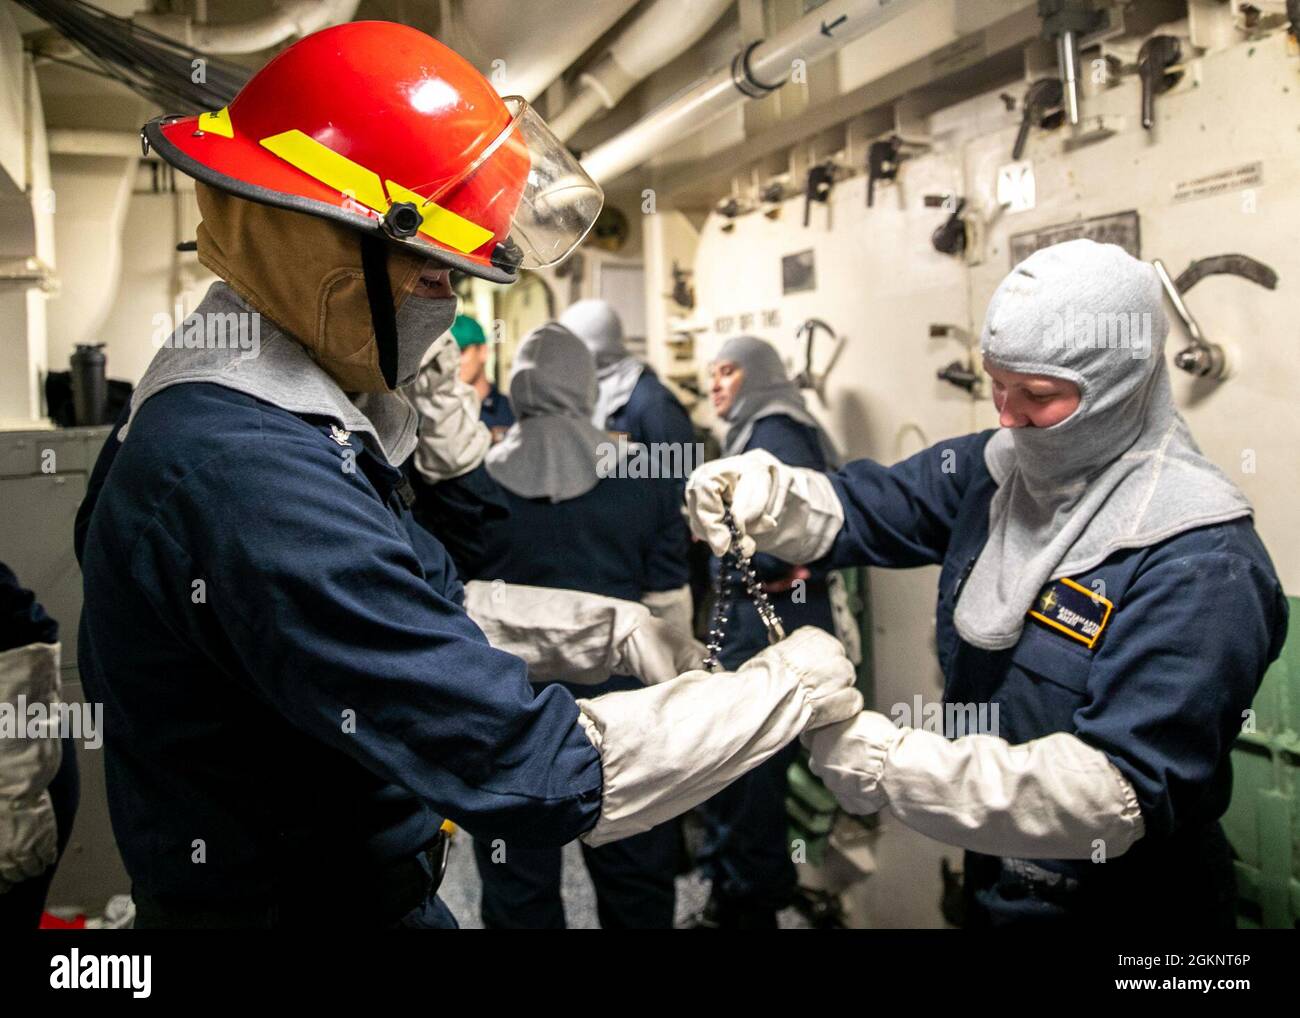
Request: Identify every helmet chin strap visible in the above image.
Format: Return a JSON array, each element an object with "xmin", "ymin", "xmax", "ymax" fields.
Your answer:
[{"xmin": 359, "ymin": 233, "xmax": 399, "ymax": 390}]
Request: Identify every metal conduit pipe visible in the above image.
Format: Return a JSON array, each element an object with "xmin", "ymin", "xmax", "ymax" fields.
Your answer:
[
  {"xmin": 549, "ymin": 0, "xmax": 735, "ymax": 142},
  {"xmin": 133, "ymin": 0, "xmax": 361, "ymax": 55},
  {"xmin": 447, "ymin": 0, "xmax": 640, "ymax": 103},
  {"xmin": 580, "ymin": 0, "xmax": 935, "ymax": 184}
]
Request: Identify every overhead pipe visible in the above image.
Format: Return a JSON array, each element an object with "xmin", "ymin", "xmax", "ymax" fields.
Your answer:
[
  {"xmin": 580, "ymin": 0, "xmax": 934, "ymax": 184},
  {"xmin": 549, "ymin": 0, "xmax": 735, "ymax": 142},
  {"xmin": 446, "ymin": 0, "xmax": 640, "ymax": 102},
  {"xmin": 133, "ymin": 0, "xmax": 361, "ymax": 55}
]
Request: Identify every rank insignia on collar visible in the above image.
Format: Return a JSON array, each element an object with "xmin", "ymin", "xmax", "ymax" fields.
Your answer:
[
  {"xmin": 1027, "ymin": 577, "xmax": 1114, "ymax": 650},
  {"xmin": 329, "ymin": 424, "xmax": 352, "ymax": 447}
]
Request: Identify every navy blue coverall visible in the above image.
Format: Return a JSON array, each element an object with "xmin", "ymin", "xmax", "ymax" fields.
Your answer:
[
  {"xmin": 479, "ymin": 382, "xmax": 515, "ymax": 434},
  {"xmin": 419, "ymin": 462, "xmax": 690, "ymax": 927},
  {"xmin": 698, "ymin": 413, "xmax": 837, "ymax": 914},
  {"xmin": 603, "ymin": 370, "xmax": 694, "ymax": 450},
  {"xmin": 818, "ymin": 429, "xmax": 1287, "ymax": 927},
  {"xmin": 75, "ymin": 383, "xmax": 604, "ymax": 928}
]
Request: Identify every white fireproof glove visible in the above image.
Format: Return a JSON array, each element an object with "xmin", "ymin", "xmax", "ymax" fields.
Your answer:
[
  {"xmin": 577, "ymin": 627, "xmax": 862, "ymax": 846},
  {"xmin": 806, "ymin": 710, "xmax": 1145, "ymax": 859},
  {"xmin": 685, "ymin": 448, "xmax": 843, "ymax": 561},
  {"xmin": 640, "ymin": 584, "xmax": 693, "ymax": 635},
  {"xmin": 404, "ymin": 332, "xmax": 492, "ymax": 483},
  {"xmin": 463, "ymin": 580, "xmax": 704, "ymax": 686},
  {"xmin": 0, "ymin": 643, "xmax": 63, "ymax": 893}
]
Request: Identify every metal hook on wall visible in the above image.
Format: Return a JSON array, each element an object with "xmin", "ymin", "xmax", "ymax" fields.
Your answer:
[{"xmin": 792, "ymin": 317, "xmax": 846, "ymax": 401}]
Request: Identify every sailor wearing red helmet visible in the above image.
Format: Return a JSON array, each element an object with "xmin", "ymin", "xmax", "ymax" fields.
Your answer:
[{"xmin": 75, "ymin": 22, "xmax": 861, "ymax": 928}]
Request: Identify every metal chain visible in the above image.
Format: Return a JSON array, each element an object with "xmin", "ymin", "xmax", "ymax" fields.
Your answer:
[{"xmin": 703, "ymin": 504, "xmax": 788, "ymax": 672}]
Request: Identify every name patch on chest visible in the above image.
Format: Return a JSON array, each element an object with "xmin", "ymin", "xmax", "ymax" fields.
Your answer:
[{"xmin": 1027, "ymin": 577, "xmax": 1113, "ymax": 650}]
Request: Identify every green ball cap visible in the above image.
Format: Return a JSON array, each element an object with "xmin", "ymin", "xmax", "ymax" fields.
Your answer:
[{"xmin": 451, "ymin": 314, "xmax": 487, "ymax": 349}]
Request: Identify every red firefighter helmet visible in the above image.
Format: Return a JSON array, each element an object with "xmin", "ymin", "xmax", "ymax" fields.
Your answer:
[{"xmin": 142, "ymin": 21, "xmax": 602, "ymax": 283}]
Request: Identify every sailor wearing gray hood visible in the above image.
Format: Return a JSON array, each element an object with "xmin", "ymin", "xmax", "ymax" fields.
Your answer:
[
  {"xmin": 558, "ymin": 299, "xmax": 695, "ymax": 452},
  {"xmin": 692, "ymin": 334, "xmax": 842, "ymax": 929},
  {"xmin": 686, "ymin": 239, "xmax": 1288, "ymax": 928},
  {"xmin": 560, "ymin": 299, "xmax": 697, "ymax": 631},
  {"xmin": 447, "ymin": 322, "xmax": 695, "ymax": 928}
]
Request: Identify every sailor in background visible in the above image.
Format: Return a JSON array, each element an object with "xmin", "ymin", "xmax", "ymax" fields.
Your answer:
[
  {"xmin": 439, "ymin": 322, "xmax": 691, "ymax": 928},
  {"xmin": 561, "ymin": 298, "xmax": 697, "ymax": 632},
  {"xmin": 560, "ymin": 298, "xmax": 694, "ymax": 450},
  {"xmin": 692, "ymin": 335, "xmax": 843, "ymax": 929},
  {"xmin": 450, "ymin": 314, "xmax": 515, "ymax": 443}
]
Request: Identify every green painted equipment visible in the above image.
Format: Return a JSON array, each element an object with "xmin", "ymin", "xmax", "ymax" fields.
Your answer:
[{"xmin": 1224, "ymin": 596, "xmax": 1300, "ymax": 928}]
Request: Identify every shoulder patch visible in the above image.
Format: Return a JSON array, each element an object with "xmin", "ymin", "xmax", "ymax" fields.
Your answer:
[{"xmin": 1027, "ymin": 577, "xmax": 1113, "ymax": 650}]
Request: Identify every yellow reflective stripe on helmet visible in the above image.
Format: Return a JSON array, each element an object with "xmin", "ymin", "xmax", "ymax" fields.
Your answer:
[
  {"xmin": 384, "ymin": 180, "xmax": 494, "ymax": 254},
  {"xmin": 198, "ymin": 106, "xmax": 234, "ymax": 138},
  {"xmin": 259, "ymin": 129, "xmax": 388, "ymax": 215},
  {"xmin": 259, "ymin": 129, "xmax": 494, "ymax": 254}
]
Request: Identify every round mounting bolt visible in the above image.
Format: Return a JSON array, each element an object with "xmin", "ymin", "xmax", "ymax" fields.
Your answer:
[{"xmin": 383, "ymin": 201, "xmax": 423, "ymax": 239}]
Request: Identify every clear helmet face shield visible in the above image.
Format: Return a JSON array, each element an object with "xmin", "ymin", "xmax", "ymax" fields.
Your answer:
[{"xmin": 408, "ymin": 97, "xmax": 605, "ymax": 274}]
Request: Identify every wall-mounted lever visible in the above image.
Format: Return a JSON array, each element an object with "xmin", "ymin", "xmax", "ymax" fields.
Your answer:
[
  {"xmin": 1037, "ymin": 0, "xmax": 1104, "ymax": 126},
  {"xmin": 1012, "ymin": 78, "xmax": 1064, "ymax": 160},
  {"xmin": 804, "ymin": 162, "xmax": 836, "ymax": 227},
  {"xmin": 937, "ymin": 361, "xmax": 980, "ymax": 393},
  {"xmin": 1154, "ymin": 254, "xmax": 1278, "ymax": 381},
  {"xmin": 926, "ymin": 195, "xmax": 967, "ymax": 256},
  {"xmin": 867, "ymin": 137, "xmax": 902, "ymax": 208},
  {"xmin": 1137, "ymin": 35, "xmax": 1183, "ymax": 130}
]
